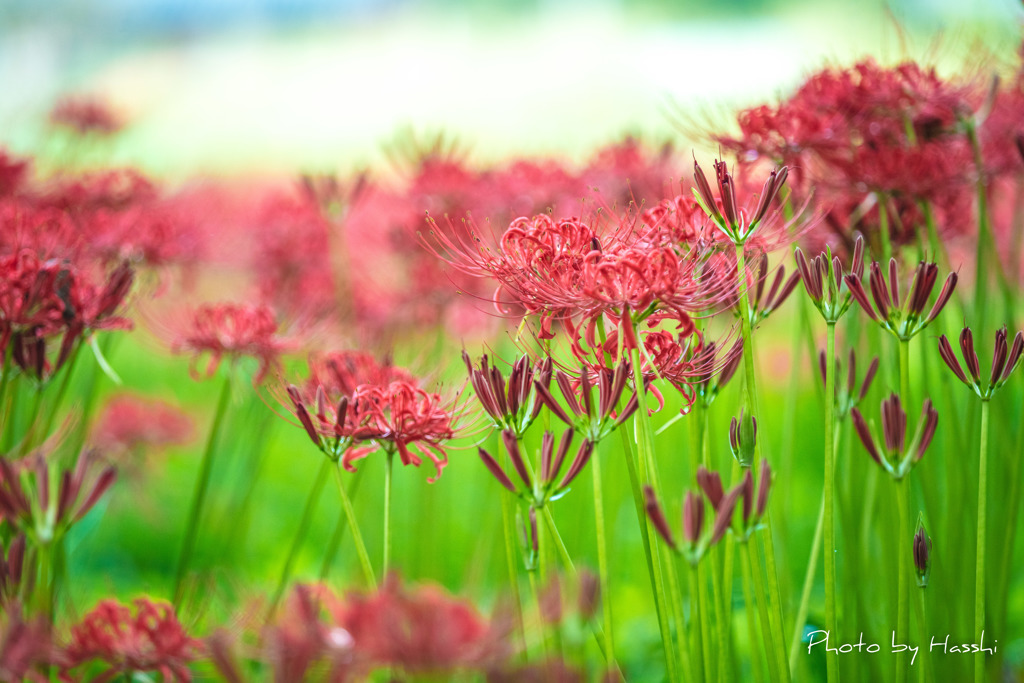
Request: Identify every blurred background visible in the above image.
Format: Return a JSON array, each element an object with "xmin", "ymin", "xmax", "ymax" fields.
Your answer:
[{"xmin": 2, "ymin": 0, "xmax": 1022, "ymax": 178}]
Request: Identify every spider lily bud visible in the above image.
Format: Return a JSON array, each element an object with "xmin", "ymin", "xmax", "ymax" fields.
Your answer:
[
  {"xmin": 464, "ymin": 353, "xmax": 551, "ymax": 435},
  {"xmin": 693, "ymin": 340, "xmax": 743, "ymax": 407},
  {"xmin": 682, "ymin": 491, "xmax": 705, "ymax": 545},
  {"xmin": 845, "ymin": 259, "xmax": 957, "ymax": 341},
  {"xmin": 744, "ymin": 255, "xmax": 800, "ymax": 326},
  {"xmin": 938, "ymin": 326, "xmax": 1024, "ymax": 400},
  {"xmin": 913, "ymin": 518, "xmax": 932, "ymax": 588},
  {"xmin": 818, "ymin": 348, "xmax": 879, "ymax": 418},
  {"xmin": 696, "ymin": 466, "xmax": 724, "ymax": 510},
  {"xmin": 693, "ymin": 160, "xmax": 789, "ymax": 244},
  {"xmin": 729, "ymin": 410, "xmax": 757, "ymax": 467},
  {"xmin": 734, "ymin": 460, "xmax": 772, "ymax": 540},
  {"xmin": 644, "ymin": 486, "xmax": 677, "ymax": 550},
  {"xmin": 795, "ymin": 235, "xmax": 865, "ymax": 323},
  {"xmin": 645, "ymin": 466, "xmax": 739, "ymax": 565},
  {"xmin": 537, "ymin": 361, "xmax": 638, "ymax": 443},
  {"xmin": 851, "ymin": 393, "xmax": 938, "ymax": 478}
]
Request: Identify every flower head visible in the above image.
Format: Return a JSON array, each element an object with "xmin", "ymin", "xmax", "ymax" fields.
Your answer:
[
  {"xmin": 794, "ymin": 234, "xmax": 866, "ymax": 323},
  {"xmin": 913, "ymin": 518, "xmax": 932, "ymax": 588},
  {"xmin": 851, "ymin": 393, "xmax": 938, "ymax": 478},
  {"xmin": 91, "ymin": 395, "xmax": 194, "ymax": 456},
  {"xmin": 845, "ymin": 259, "xmax": 957, "ymax": 340},
  {"xmin": 937, "ymin": 326, "xmax": 1024, "ymax": 400},
  {"xmin": 463, "ymin": 352, "xmax": 552, "ymax": 436},
  {"xmin": 692, "ymin": 160, "xmax": 791, "ymax": 245},
  {"xmin": 62, "ymin": 598, "xmax": 200, "ymax": 682},
  {"xmin": 49, "ymin": 95, "xmax": 123, "ymax": 136}
]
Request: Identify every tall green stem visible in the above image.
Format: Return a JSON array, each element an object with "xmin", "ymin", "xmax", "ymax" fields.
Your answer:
[
  {"xmin": 266, "ymin": 458, "xmax": 330, "ymax": 619},
  {"xmin": 790, "ymin": 496, "xmax": 824, "ymax": 672},
  {"xmin": 741, "ymin": 540, "xmax": 767, "ymax": 683},
  {"xmin": 735, "ymin": 243, "xmax": 790, "ymax": 683},
  {"xmin": 319, "ymin": 470, "xmax": 363, "ymax": 580},
  {"xmin": 173, "ymin": 369, "xmax": 233, "ymax": 607},
  {"xmin": 899, "ymin": 340, "xmax": 911, "ymax": 408},
  {"xmin": 895, "ymin": 477, "xmax": 911, "ymax": 683},
  {"xmin": 974, "ymin": 399, "xmax": 990, "ymax": 683},
  {"xmin": 332, "ymin": 463, "xmax": 376, "ymax": 589},
  {"xmin": 591, "ymin": 450, "xmax": 616, "ymax": 668},
  {"xmin": 823, "ymin": 322, "xmax": 840, "ymax": 683},
  {"xmin": 745, "ymin": 540, "xmax": 777, "ymax": 681},
  {"xmin": 383, "ymin": 449, "xmax": 394, "ymax": 577}
]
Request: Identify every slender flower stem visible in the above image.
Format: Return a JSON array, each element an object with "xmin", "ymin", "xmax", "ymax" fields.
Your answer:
[
  {"xmin": 975, "ymin": 399, "xmax": 990, "ymax": 683},
  {"xmin": 735, "ymin": 243, "xmax": 791, "ymax": 683},
  {"xmin": 899, "ymin": 340, "xmax": 911, "ymax": 409},
  {"xmin": 790, "ymin": 496, "xmax": 825, "ymax": 672},
  {"xmin": 912, "ymin": 588, "xmax": 932, "ymax": 683},
  {"xmin": 745, "ymin": 539, "xmax": 778, "ymax": 681},
  {"xmin": 627, "ymin": 345, "xmax": 682, "ymax": 682},
  {"xmin": 383, "ymin": 449, "xmax": 394, "ymax": 577},
  {"xmin": 741, "ymin": 540, "xmax": 767, "ymax": 683},
  {"xmin": 692, "ymin": 564, "xmax": 713, "ymax": 683},
  {"xmin": 332, "ymin": 463, "xmax": 376, "ymax": 589},
  {"xmin": 173, "ymin": 369, "xmax": 233, "ymax": 607},
  {"xmin": 35, "ymin": 342, "xmax": 84, "ymax": 448},
  {"xmin": 591, "ymin": 449, "xmax": 617, "ymax": 668},
  {"xmin": 266, "ymin": 458, "xmax": 330, "ymax": 619},
  {"xmin": 500, "ymin": 473, "xmax": 527, "ymax": 658},
  {"xmin": 319, "ymin": 470, "xmax": 363, "ymax": 580},
  {"xmin": 0, "ymin": 347, "xmax": 12, "ymax": 428},
  {"xmin": 823, "ymin": 321, "xmax": 840, "ymax": 683},
  {"xmin": 895, "ymin": 477, "xmax": 911, "ymax": 683}
]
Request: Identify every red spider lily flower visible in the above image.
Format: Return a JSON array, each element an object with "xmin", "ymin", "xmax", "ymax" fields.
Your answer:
[
  {"xmin": 0, "ymin": 450, "xmax": 116, "ymax": 530},
  {"xmin": 61, "ymin": 598, "xmax": 201, "ymax": 682},
  {"xmin": 937, "ymin": 326, "xmax": 1024, "ymax": 400},
  {"xmin": 49, "ymin": 95, "xmax": 123, "ymax": 136},
  {"xmin": 91, "ymin": 395, "xmax": 194, "ymax": 456},
  {"xmin": 534, "ymin": 361, "xmax": 642, "ymax": 442},
  {"xmin": 331, "ymin": 573, "xmax": 511, "ymax": 675},
  {"xmin": 851, "ymin": 393, "xmax": 938, "ymax": 479},
  {"xmin": 817, "ymin": 348, "xmax": 879, "ymax": 418},
  {"xmin": 692, "ymin": 160, "xmax": 792, "ymax": 246},
  {"xmin": 914, "ymin": 517, "xmax": 932, "ymax": 588},
  {"xmin": 794, "ymin": 234, "xmax": 866, "ymax": 323},
  {"xmin": 463, "ymin": 352, "xmax": 553, "ymax": 435},
  {"xmin": 644, "ymin": 471, "xmax": 741, "ymax": 565},
  {"xmin": 0, "ymin": 534, "xmax": 25, "ymax": 606},
  {"xmin": 0, "ymin": 607, "xmax": 53, "ymax": 683},
  {"xmin": 171, "ymin": 302, "xmax": 291, "ymax": 384},
  {"xmin": 342, "ymin": 381, "xmax": 460, "ymax": 482},
  {"xmin": 844, "ymin": 259, "xmax": 957, "ymax": 341},
  {"xmin": 478, "ymin": 428, "xmax": 593, "ymax": 503}
]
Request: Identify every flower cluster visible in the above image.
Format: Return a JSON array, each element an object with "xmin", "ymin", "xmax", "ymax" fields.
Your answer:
[
  {"xmin": 851, "ymin": 394, "xmax": 938, "ymax": 479},
  {"xmin": 937, "ymin": 326, "xmax": 1024, "ymax": 400}
]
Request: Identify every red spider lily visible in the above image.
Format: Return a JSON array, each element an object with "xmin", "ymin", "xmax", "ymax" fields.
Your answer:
[
  {"xmin": 463, "ymin": 352, "xmax": 553, "ymax": 435},
  {"xmin": 329, "ymin": 574, "xmax": 511, "ymax": 675},
  {"xmin": 0, "ymin": 606, "xmax": 53, "ymax": 683},
  {"xmin": 692, "ymin": 160, "xmax": 793, "ymax": 246},
  {"xmin": 733, "ymin": 460, "xmax": 772, "ymax": 542},
  {"xmin": 49, "ymin": 95, "xmax": 123, "ymax": 136},
  {"xmin": 844, "ymin": 259, "xmax": 957, "ymax": 341},
  {"xmin": 90, "ymin": 395, "xmax": 195, "ymax": 455},
  {"xmin": 342, "ymin": 381, "xmax": 459, "ymax": 482},
  {"xmin": 817, "ymin": 348, "xmax": 879, "ymax": 418},
  {"xmin": 851, "ymin": 393, "xmax": 938, "ymax": 479},
  {"xmin": 61, "ymin": 598, "xmax": 201, "ymax": 682},
  {"xmin": 937, "ymin": 326, "xmax": 1024, "ymax": 400},
  {"xmin": 477, "ymin": 428, "xmax": 593, "ymax": 503},
  {"xmin": 0, "ymin": 151, "xmax": 29, "ymax": 198},
  {"xmin": 794, "ymin": 234, "xmax": 866, "ymax": 322},
  {"xmin": 171, "ymin": 302, "xmax": 291, "ymax": 384},
  {"xmin": 644, "ymin": 477, "xmax": 740, "ymax": 566},
  {"xmin": 914, "ymin": 518, "xmax": 932, "ymax": 587},
  {"xmin": 0, "ymin": 450, "xmax": 116, "ymax": 530},
  {"xmin": 534, "ymin": 361, "xmax": 643, "ymax": 442}
]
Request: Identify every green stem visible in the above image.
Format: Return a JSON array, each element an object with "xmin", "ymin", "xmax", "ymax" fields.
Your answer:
[
  {"xmin": 173, "ymin": 369, "xmax": 233, "ymax": 607},
  {"xmin": 692, "ymin": 563, "xmax": 712, "ymax": 683},
  {"xmin": 35, "ymin": 341, "xmax": 84, "ymax": 449},
  {"xmin": 735, "ymin": 243, "xmax": 790, "ymax": 683},
  {"xmin": 899, "ymin": 340, "xmax": 911, "ymax": 409},
  {"xmin": 823, "ymin": 322, "xmax": 840, "ymax": 683},
  {"xmin": 627, "ymin": 345, "xmax": 681, "ymax": 682},
  {"xmin": 266, "ymin": 458, "xmax": 330, "ymax": 619},
  {"xmin": 318, "ymin": 469, "xmax": 363, "ymax": 580},
  {"xmin": 332, "ymin": 463, "xmax": 376, "ymax": 589},
  {"xmin": 741, "ymin": 540, "xmax": 767, "ymax": 683},
  {"xmin": 790, "ymin": 495, "xmax": 825, "ymax": 672},
  {"xmin": 383, "ymin": 449, "xmax": 394, "ymax": 577},
  {"xmin": 975, "ymin": 399, "xmax": 990, "ymax": 683},
  {"xmin": 895, "ymin": 477, "xmax": 911, "ymax": 683},
  {"xmin": 913, "ymin": 588, "xmax": 932, "ymax": 683},
  {"xmin": 745, "ymin": 540, "xmax": 778, "ymax": 682},
  {"xmin": 499, "ymin": 463, "xmax": 527, "ymax": 658},
  {"xmin": 591, "ymin": 450, "xmax": 617, "ymax": 668}
]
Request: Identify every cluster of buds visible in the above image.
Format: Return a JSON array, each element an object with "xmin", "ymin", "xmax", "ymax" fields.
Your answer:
[
  {"xmin": 845, "ymin": 259, "xmax": 957, "ymax": 341},
  {"xmin": 692, "ymin": 340, "xmax": 743, "ymax": 408},
  {"xmin": 740, "ymin": 255, "xmax": 800, "ymax": 327},
  {"xmin": 644, "ymin": 468, "xmax": 742, "ymax": 566},
  {"xmin": 794, "ymin": 235, "xmax": 866, "ymax": 323},
  {"xmin": 914, "ymin": 517, "xmax": 932, "ymax": 588},
  {"xmin": 851, "ymin": 394, "xmax": 938, "ymax": 479},
  {"xmin": 730, "ymin": 462, "xmax": 773, "ymax": 542},
  {"xmin": 463, "ymin": 352, "xmax": 552, "ymax": 436},
  {"xmin": 729, "ymin": 410, "xmax": 758, "ymax": 468},
  {"xmin": 534, "ymin": 361, "xmax": 642, "ymax": 443},
  {"xmin": 692, "ymin": 160, "xmax": 789, "ymax": 245},
  {"xmin": 818, "ymin": 348, "xmax": 879, "ymax": 419},
  {"xmin": 937, "ymin": 326, "xmax": 1024, "ymax": 400},
  {"xmin": 0, "ymin": 450, "xmax": 117, "ymax": 537},
  {"xmin": 478, "ymin": 429, "xmax": 594, "ymax": 506}
]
